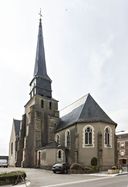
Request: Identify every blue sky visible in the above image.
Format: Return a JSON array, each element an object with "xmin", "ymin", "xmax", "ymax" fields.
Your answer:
[{"xmin": 0, "ymin": 0, "xmax": 128, "ymax": 155}]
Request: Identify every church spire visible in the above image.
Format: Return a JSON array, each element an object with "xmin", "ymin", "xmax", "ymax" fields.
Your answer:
[
  {"xmin": 30, "ymin": 10, "xmax": 52, "ymax": 98},
  {"xmin": 34, "ymin": 10, "xmax": 50, "ymax": 80}
]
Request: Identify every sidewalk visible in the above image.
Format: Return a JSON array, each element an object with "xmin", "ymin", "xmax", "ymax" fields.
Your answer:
[{"xmin": 89, "ymin": 171, "xmax": 128, "ymax": 177}]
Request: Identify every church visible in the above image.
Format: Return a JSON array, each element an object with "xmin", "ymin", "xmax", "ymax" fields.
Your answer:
[{"xmin": 9, "ymin": 16, "xmax": 117, "ymax": 170}]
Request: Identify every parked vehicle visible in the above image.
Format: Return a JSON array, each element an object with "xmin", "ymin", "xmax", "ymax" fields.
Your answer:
[
  {"xmin": 0, "ymin": 159, "xmax": 8, "ymax": 167},
  {"xmin": 52, "ymin": 163, "xmax": 69, "ymax": 174}
]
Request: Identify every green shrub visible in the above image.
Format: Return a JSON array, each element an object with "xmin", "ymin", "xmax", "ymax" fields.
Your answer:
[
  {"xmin": 91, "ymin": 157, "xmax": 97, "ymax": 167},
  {"xmin": 70, "ymin": 163, "xmax": 84, "ymax": 170},
  {"xmin": 84, "ymin": 166, "xmax": 93, "ymax": 173},
  {"xmin": 111, "ymin": 166, "xmax": 117, "ymax": 170},
  {"xmin": 70, "ymin": 163, "xmax": 85, "ymax": 174},
  {"xmin": 84, "ymin": 166, "xmax": 99, "ymax": 173}
]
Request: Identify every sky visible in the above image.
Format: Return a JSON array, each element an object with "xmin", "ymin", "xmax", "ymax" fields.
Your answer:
[{"xmin": 0, "ymin": 0, "xmax": 128, "ymax": 155}]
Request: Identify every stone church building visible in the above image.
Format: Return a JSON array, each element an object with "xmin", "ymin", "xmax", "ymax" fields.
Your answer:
[{"xmin": 9, "ymin": 17, "xmax": 117, "ymax": 170}]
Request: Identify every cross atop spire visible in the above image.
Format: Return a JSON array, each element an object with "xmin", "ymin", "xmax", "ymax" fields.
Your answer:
[{"xmin": 39, "ymin": 8, "xmax": 42, "ymax": 20}]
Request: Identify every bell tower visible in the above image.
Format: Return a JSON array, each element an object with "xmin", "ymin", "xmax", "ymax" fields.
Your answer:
[{"xmin": 21, "ymin": 11, "xmax": 59, "ymax": 168}]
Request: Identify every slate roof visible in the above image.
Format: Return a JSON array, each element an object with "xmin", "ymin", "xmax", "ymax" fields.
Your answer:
[
  {"xmin": 116, "ymin": 131, "xmax": 128, "ymax": 136},
  {"xmin": 34, "ymin": 18, "xmax": 51, "ymax": 81},
  {"xmin": 56, "ymin": 94, "xmax": 117, "ymax": 131},
  {"xmin": 13, "ymin": 119, "xmax": 21, "ymax": 136}
]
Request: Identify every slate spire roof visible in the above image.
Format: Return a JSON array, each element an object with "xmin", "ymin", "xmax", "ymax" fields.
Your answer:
[
  {"xmin": 29, "ymin": 16, "xmax": 52, "ymax": 98},
  {"xmin": 34, "ymin": 17, "xmax": 51, "ymax": 81},
  {"xmin": 57, "ymin": 94, "xmax": 117, "ymax": 131},
  {"xmin": 13, "ymin": 119, "xmax": 21, "ymax": 136}
]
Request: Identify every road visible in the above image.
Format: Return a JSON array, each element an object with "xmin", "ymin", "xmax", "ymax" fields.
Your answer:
[
  {"xmin": 0, "ymin": 167, "xmax": 128, "ymax": 187},
  {"xmin": 44, "ymin": 175, "xmax": 128, "ymax": 187}
]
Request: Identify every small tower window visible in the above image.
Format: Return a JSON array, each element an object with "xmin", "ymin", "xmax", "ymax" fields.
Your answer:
[
  {"xmin": 41, "ymin": 100, "xmax": 44, "ymax": 108},
  {"xmin": 49, "ymin": 101, "xmax": 52, "ymax": 110}
]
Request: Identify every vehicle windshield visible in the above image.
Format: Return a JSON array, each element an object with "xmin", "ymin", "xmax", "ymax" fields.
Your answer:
[
  {"xmin": 54, "ymin": 163, "xmax": 63, "ymax": 167},
  {"xmin": 0, "ymin": 159, "xmax": 7, "ymax": 163}
]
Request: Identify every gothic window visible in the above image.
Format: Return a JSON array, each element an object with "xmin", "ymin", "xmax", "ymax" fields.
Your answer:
[
  {"xmin": 65, "ymin": 130, "xmax": 71, "ymax": 148},
  {"xmin": 105, "ymin": 128, "xmax": 109, "ymax": 145},
  {"xmin": 85, "ymin": 127, "xmax": 92, "ymax": 145},
  {"xmin": 104, "ymin": 126, "xmax": 112, "ymax": 148},
  {"xmin": 83, "ymin": 125, "xmax": 94, "ymax": 148}
]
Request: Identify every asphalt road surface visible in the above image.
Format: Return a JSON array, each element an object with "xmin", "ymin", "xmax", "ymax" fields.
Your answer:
[
  {"xmin": 0, "ymin": 167, "xmax": 128, "ymax": 187},
  {"xmin": 41, "ymin": 175, "xmax": 128, "ymax": 187}
]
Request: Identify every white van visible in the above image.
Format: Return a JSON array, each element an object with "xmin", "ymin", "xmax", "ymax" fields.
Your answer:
[{"xmin": 0, "ymin": 159, "xmax": 8, "ymax": 167}]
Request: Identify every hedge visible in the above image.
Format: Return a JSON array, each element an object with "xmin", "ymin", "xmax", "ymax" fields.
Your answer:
[
  {"xmin": 0, "ymin": 171, "xmax": 26, "ymax": 186},
  {"xmin": 70, "ymin": 163, "xmax": 99, "ymax": 174}
]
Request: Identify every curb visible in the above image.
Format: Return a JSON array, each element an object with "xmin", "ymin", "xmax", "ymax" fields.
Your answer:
[
  {"xmin": 117, "ymin": 172, "xmax": 128, "ymax": 176},
  {"xmin": 89, "ymin": 172, "xmax": 128, "ymax": 177}
]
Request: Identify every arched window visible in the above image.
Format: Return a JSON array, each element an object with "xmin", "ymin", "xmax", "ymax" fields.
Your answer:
[
  {"xmin": 55, "ymin": 134, "xmax": 60, "ymax": 145},
  {"xmin": 57, "ymin": 149, "xmax": 64, "ymax": 161},
  {"xmin": 83, "ymin": 125, "xmax": 94, "ymax": 148},
  {"xmin": 65, "ymin": 130, "xmax": 71, "ymax": 148},
  {"xmin": 104, "ymin": 126, "xmax": 112, "ymax": 148},
  {"xmin": 58, "ymin": 150, "xmax": 61, "ymax": 159},
  {"xmin": 85, "ymin": 127, "xmax": 92, "ymax": 145}
]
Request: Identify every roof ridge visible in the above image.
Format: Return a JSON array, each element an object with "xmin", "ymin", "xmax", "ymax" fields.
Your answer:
[
  {"xmin": 60, "ymin": 93, "xmax": 89, "ymax": 111},
  {"xmin": 60, "ymin": 94, "xmax": 89, "ymax": 117}
]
